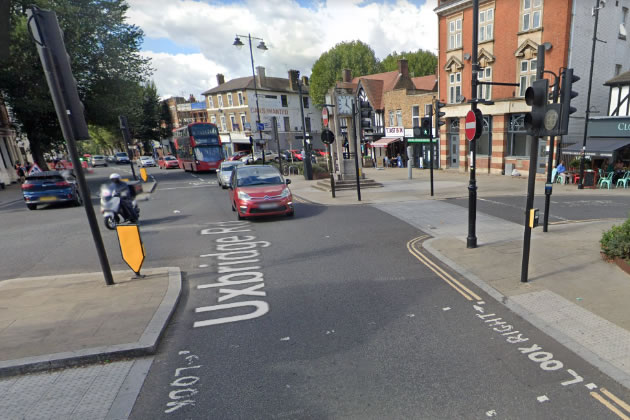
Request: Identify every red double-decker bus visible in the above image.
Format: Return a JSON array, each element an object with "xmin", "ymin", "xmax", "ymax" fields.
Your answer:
[{"xmin": 173, "ymin": 123, "xmax": 223, "ymax": 172}]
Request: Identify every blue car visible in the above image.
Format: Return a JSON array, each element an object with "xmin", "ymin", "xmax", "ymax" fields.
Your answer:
[{"xmin": 22, "ymin": 170, "xmax": 83, "ymax": 210}]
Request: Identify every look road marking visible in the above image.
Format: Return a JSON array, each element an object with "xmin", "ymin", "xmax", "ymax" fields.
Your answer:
[{"xmin": 407, "ymin": 236, "xmax": 481, "ymax": 301}]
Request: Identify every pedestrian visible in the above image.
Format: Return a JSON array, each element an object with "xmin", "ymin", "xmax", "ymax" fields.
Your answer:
[
  {"xmin": 384, "ymin": 155, "xmax": 389, "ymax": 168},
  {"xmin": 397, "ymin": 154, "xmax": 403, "ymax": 168},
  {"xmin": 15, "ymin": 163, "xmax": 25, "ymax": 183}
]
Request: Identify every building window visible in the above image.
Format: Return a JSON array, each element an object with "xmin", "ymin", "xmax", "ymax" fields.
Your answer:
[
  {"xmin": 616, "ymin": 64, "xmax": 623, "ymax": 76},
  {"xmin": 518, "ymin": 58, "xmax": 537, "ymax": 97},
  {"xmin": 230, "ymin": 115, "xmax": 237, "ymax": 131},
  {"xmin": 507, "ymin": 114, "xmax": 530, "ymax": 156},
  {"xmin": 305, "ymin": 117, "xmax": 311, "ymax": 132},
  {"xmin": 208, "ymin": 96, "xmax": 214, "ymax": 109},
  {"xmin": 284, "ymin": 116, "xmax": 290, "ymax": 131},
  {"xmin": 281, "ymin": 95, "xmax": 288, "ymax": 107},
  {"xmin": 227, "ymin": 93, "xmax": 233, "ymax": 107},
  {"xmin": 302, "ymin": 96, "xmax": 309, "ymax": 109},
  {"xmin": 522, "ymin": 0, "xmax": 542, "ymax": 32},
  {"xmin": 412, "ymin": 106, "xmax": 420, "ymax": 127},
  {"xmin": 448, "ymin": 17, "xmax": 462, "ymax": 49},
  {"xmin": 218, "ymin": 95, "xmax": 224, "ymax": 108},
  {"xmin": 476, "ymin": 116, "xmax": 492, "ymax": 156},
  {"xmin": 477, "ymin": 66, "xmax": 492, "ymax": 100},
  {"xmin": 621, "ymin": 7, "xmax": 628, "ymax": 39},
  {"xmin": 479, "ymin": 8, "xmax": 494, "ymax": 42},
  {"xmin": 210, "ymin": 115, "xmax": 216, "ymax": 124},
  {"xmin": 396, "ymin": 110, "xmax": 403, "ymax": 126},
  {"xmin": 389, "ymin": 111, "xmax": 394, "ymax": 126},
  {"xmin": 240, "ymin": 114, "xmax": 247, "ymax": 130},
  {"xmin": 424, "ymin": 104, "xmax": 432, "ymax": 117},
  {"xmin": 220, "ymin": 115, "xmax": 226, "ymax": 131},
  {"xmin": 449, "ymin": 72, "xmax": 462, "ymax": 104},
  {"xmin": 238, "ymin": 92, "xmax": 244, "ymax": 106}
]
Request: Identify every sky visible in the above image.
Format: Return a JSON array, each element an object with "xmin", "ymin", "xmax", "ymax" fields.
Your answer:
[{"xmin": 126, "ymin": 0, "xmax": 439, "ymax": 100}]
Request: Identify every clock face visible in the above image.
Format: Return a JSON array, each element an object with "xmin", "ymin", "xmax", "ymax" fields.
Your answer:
[
  {"xmin": 338, "ymin": 95, "xmax": 352, "ymax": 114},
  {"xmin": 544, "ymin": 109, "xmax": 559, "ymax": 131}
]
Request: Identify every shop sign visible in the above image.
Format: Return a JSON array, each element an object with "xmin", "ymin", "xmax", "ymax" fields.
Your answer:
[
  {"xmin": 587, "ymin": 117, "xmax": 630, "ymax": 138},
  {"xmin": 385, "ymin": 126, "xmax": 404, "ymax": 136}
]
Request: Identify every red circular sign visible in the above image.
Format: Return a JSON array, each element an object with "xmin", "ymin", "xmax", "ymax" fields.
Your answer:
[
  {"xmin": 465, "ymin": 110, "xmax": 477, "ymax": 141},
  {"xmin": 322, "ymin": 107, "xmax": 329, "ymax": 127}
]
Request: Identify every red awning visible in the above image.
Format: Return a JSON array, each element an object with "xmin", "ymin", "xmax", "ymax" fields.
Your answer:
[{"xmin": 372, "ymin": 137, "xmax": 402, "ymax": 148}]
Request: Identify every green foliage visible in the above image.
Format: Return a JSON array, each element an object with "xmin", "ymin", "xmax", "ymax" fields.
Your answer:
[
  {"xmin": 309, "ymin": 40, "xmax": 382, "ymax": 107},
  {"xmin": 568, "ymin": 157, "xmax": 591, "ymax": 169},
  {"xmin": 601, "ymin": 217, "xmax": 630, "ymax": 261},
  {"xmin": 0, "ymin": 0, "xmax": 152, "ymax": 166},
  {"xmin": 87, "ymin": 125, "xmax": 119, "ymax": 154},
  {"xmin": 381, "ymin": 49, "xmax": 438, "ymax": 78},
  {"xmin": 136, "ymin": 81, "xmax": 161, "ymax": 152}
]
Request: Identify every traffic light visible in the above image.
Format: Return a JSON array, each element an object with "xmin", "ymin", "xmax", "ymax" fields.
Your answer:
[
  {"xmin": 524, "ymin": 78, "xmax": 549, "ymax": 136},
  {"xmin": 434, "ymin": 101, "xmax": 446, "ymax": 132},
  {"xmin": 559, "ymin": 68, "xmax": 580, "ymax": 135},
  {"xmin": 359, "ymin": 100, "xmax": 373, "ymax": 129},
  {"xmin": 27, "ymin": 7, "xmax": 90, "ymax": 140},
  {"xmin": 420, "ymin": 117, "xmax": 432, "ymax": 139}
]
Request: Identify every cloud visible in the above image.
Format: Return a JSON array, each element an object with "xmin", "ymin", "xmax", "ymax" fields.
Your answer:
[{"xmin": 127, "ymin": 0, "xmax": 438, "ymax": 98}]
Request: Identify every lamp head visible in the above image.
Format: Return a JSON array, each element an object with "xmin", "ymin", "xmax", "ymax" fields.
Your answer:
[
  {"xmin": 257, "ymin": 41, "xmax": 268, "ymax": 51},
  {"xmin": 233, "ymin": 36, "xmax": 244, "ymax": 49}
]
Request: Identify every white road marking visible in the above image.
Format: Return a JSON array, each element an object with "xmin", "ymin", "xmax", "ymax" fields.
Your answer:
[
  {"xmin": 537, "ymin": 395, "xmax": 549, "ymax": 403},
  {"xmin": 173, "ymin": 210, "xmax": 181, "ymax": 213},
  {"xmin": 199, "ymin": 264, "xmax": 208, "ymax": 268},
  {"xmin": 406, "ymin": 313, "xmax": 415, "ymax": 318},
  {"xmin": 442, "ymin": 307, "xmax": 451, "ymax": 311},
  {"xmin": 280, "ymin": 337, "xmax": 290, "ymax": 341},
  {"xmin": 485, "ymin": 410, "xmax": 497, "ymax": 417},
  {"xmin": 586, "ymin": 383, "xmax": 598, "ymax": 390}
]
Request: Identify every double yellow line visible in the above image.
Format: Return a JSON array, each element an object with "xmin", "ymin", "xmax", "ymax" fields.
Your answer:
[
  {"xmin": 591, "ymin": 388, "xmax": 630, "ymax": 419},
  {"xmin": 406, "ymin": 236, "xmax": 481, "ymax": 302}
]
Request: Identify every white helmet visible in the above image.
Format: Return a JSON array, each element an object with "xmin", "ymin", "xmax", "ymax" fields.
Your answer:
[{"xmin": 109, "ymin": 173, "xmax": 121, "ymax": 180}]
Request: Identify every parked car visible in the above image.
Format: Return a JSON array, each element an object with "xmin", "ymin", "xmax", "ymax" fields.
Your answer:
[
  {"xmin": 217, "ymin": 160, "xmax": 244, "ymax": 188},
  {"xmin": 21, "ymin": 170, "xmax": 82, "ymax": 210},
  {"xmin": 228, "ymin": 151, "xmax": 250, "ymax": 161},
  {"xmin": 158, "ymin": 155, "xmax": 179, "ymax": 169},
  {"xmin": 229, "ymin": 165, "xmax": 294, "ymax": 219},
  {"xmin": 288, "ymin": 150, "xmax": 303, "ymax": 161},
  {"xmin": 106, "ymin": 155, "xmax": 116, "ymax": 163},
  {"xmin": 137, "ymin": 156, "xmax": 156, "ymax": 167},
  {"xmin": 115, "ymin": 152, "xmax": 130, "ymax": 164},
  {"xmin": 90, "ymin": 155, "xmax": 107, "ymax": 167},
  {"xmin": 313, "ymin": 149, "xmax": 328, "ymax": 157}
]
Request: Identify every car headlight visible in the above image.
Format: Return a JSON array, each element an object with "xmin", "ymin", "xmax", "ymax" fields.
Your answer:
[
  {"xmin": 237, "ymin": 190, "xmax": 251, "ymax": 201},
  {"xmin": 280, "ymin": 188, "xmax": 290, "ymax": 198}
]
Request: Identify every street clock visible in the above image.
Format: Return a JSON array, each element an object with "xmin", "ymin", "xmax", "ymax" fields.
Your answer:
[{"xmin": 337, "ymin": 95, "xmax": 353, "ymax": 114}]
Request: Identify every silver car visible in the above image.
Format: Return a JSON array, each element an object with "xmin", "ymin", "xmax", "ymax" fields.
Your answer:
[
  {"xmin": 217, "ymin": 161, "xmax": 244, "ymax": 188},
  {"xmin": 91, "ymin": 155, "xmax": 107, "ymax": 167}
]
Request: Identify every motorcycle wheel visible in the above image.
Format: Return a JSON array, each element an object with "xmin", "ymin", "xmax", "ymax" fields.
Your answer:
[{"xmin": 104, "ymin": 215, "xmax": 117, "ymax": 230}]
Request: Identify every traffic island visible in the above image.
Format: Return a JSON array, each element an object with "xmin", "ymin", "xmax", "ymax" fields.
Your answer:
[{"xmin": 0, "ymin": 267, "xmax": 181, "ymax": 377}]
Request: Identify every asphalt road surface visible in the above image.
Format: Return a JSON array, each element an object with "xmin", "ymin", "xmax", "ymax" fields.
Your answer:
[{"xmin": 4, "ymin": 166, "xmax": 630, "ymax": 418}]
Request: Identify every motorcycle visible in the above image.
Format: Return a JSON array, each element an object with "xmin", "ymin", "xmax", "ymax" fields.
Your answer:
[{"xmin": 100, "ymin": 183, "xmax": 140, "ymax": 230}]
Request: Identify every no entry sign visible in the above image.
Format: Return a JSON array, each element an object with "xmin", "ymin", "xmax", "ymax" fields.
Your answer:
[
  {"xmin": 465, "ymin": 109, "xmax": 483, "ymax": 141},
  {"xmin": 322, "ymin": 107, "xmax": 329, "ymax": 127}
]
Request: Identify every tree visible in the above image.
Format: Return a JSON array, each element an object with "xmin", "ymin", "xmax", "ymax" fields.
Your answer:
[
  {"xmin": 159, "ymin": 100, "xmax": 173, "ymax": 140},
  {"xmin": 381, "ymin": 49, "xmax": 437, "ymax": 78},
  {"xmin": 136, "ymin": 81, "xmax": 161, "ymax": 153},
  {"xmin": 88, "ymin": 125, "xmax": 119, "ymax": 155},
  {"xmin": 0, "ymin": 0, "xmax": 152, "ymax": 168},
  {"xmin": 309, "ymin": 40, "xmax": 382, "ymax": 108}
]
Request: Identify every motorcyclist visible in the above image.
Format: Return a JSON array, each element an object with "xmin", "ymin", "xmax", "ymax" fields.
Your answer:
[{"xmin": 109, "ymin": 173, "xmax": 137, "ymax": 221}]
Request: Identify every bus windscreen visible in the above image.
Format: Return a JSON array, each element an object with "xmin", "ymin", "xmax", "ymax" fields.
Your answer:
[{"xmin": 190, "ymin": 124, "xmax": 219, "ymax": 145}]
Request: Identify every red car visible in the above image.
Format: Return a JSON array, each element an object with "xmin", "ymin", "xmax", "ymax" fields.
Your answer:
[
  {"xmin": 229, "ymin": 151, "xmax": 250, "ymax": 161},
  {"xmin": 158, "ymin": 155, "xmax": 179, "ymax": 169},
  {"xmin": 229, "ymin": 165, "xmax": 294, "ymax": 219},
  {"xmin": 288, "ymin": 149, "xmax": 303, "ymax": 161}
]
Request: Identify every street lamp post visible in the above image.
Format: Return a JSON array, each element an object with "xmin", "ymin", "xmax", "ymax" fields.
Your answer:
[{"xmin": 233, "ymin": 34, "xmax": 268, "ymax": 164}]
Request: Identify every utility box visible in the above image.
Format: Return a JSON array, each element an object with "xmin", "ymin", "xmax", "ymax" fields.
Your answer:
[{"xmin": 505, "ymin": 163, "xmax": 514, "ymax": 176}]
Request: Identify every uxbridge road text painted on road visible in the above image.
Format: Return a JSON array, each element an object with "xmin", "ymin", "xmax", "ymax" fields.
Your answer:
[{"xmin": 193, "ymin": 221, "xmax": 270, "ymax": 328}]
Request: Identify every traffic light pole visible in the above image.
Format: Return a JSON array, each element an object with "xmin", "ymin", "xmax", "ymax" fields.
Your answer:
[
  {"xmin": 467, "ymin": 0, "xmax": 480, "ymax": 249},
  {"xmin": 428, "ymin": 104, "xmax": 435, "ymax": 197},
  {"xmin": 543, "ymin": 71, "xmax": 560, "ymax": 232},
  {"xmin": 351, "ymin": 100, "xmax": 361, "ymax": 201},
  {"xmin": 298, "ymin": 78, "xmax": 313, "ymax": 180}
]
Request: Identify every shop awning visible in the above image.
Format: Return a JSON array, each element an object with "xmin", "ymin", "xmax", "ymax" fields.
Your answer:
[
  {"xmin": 225, "ymin": 134, "xmax": 251, "ymax": 144},
  {"xmin": 372, "ymin": 137, "xmax": 402, "ymax": 148},
  {"xmin": 562, "ymin": 139, "xmax": 630, "ymax": 158}
]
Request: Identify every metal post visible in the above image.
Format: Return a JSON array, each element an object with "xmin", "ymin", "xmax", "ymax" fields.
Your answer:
[
  {"xmin": 327, "ymin": 143, "xmax": 335, "ymax": 198},
  {"xmin": 543, "ymin": 71, "xmax": 560, "ymax": 232},
  {"xmin": 298, "ymin": 79, "xmax": 313, "ymax": 180},
  {"xmin": 271, "ymin": 116, "xmax": 282, "ymax": 175},
  {"xmin": 247, "ymin": 34, "xmax": 265, "ymax": 165},
  {"xmin": 578, "ymin": 0, "xmax": 601, "ymax": 189},
  {"xmin": 32, "ymin": 18, "xmax": 114, "ymax": 285},
  {"xmin": 521, "ymin": 135, "xmax": 539, "ymax": 283},
  {"xmin": 428, "ymin": 103, "xmax": 435, "ymax": 197},
  {"xmin": 467, "ymin": 0, "xmax": 480, "ymax": 249},
  {"xmin": 119, "ymin": 115, "xmax": 137, "ymax": 181},
  {"xmin": 351, "ymin": 100, "xmax": 361, "ymax": 201}
]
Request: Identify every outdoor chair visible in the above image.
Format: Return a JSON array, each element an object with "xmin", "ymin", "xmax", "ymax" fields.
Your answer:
[
  {"xmin": 616, "ymin": 171, "xmax": 630, "ymax": 188},
  {"xmin": 598, "ymin": 172, "xmax": 614, "ymax": 189}
]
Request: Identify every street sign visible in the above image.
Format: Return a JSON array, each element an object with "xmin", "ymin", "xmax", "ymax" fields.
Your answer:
[
  {"xmin": 321, "ymin": 128, "xmax": 335, "ymax": 145},
  {"xmin": 256, "ymin": 122, "xmax": 265, "ymax": 131},
  {"xmin": 28, "ymin": 163, "xmax": 42, "ymax": 175},
  {"xmin": 322, "ymin": 107, "xmax": 329, "ymax": 127},
  {"xmin": 116, "ymin": 224, "xmax": 145, "ymax": 275},
  {"xmin": 465, "ymin": 110, "xmax": 477, "ymax": 141}
]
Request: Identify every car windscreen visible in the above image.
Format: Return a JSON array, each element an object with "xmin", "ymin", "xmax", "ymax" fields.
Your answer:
[
  {"xmin": 93, "ymin": 155, "xmax": 104, "ymax": 159},
  {"xmin": 116, "ymin": 153, "xmax": 127, "ymax": 157},
  {"xmin": 26, "ymin": 175, "xmax": 64, "ymax": 183},
  {"xmin": 164, "ymin": 156, "xmax": 176, "ymax": 161},
  {"xmin": 221, "ymin": 163, "xmax": 241, "ymax": 172},
  {"xmin": 236, "ymin": 167, "xmax": 283, "ymax": 187}
]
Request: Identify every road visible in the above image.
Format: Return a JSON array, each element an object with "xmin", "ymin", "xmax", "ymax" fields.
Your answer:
[{"xmin": 3, "ymin": 166, "xmax": 630, "ymax": 419}]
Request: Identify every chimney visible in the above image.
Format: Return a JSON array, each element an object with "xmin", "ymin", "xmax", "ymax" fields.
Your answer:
[
  {"xmin": 288, "ymin": 70, "xmax": 299, "ymax": 91},
  {"xmin": 256, "ymin": 66, "xmax": 266, "ymax": 88},
  {"xmin": 342, "ymin": 68, "xmax": 352, "ymax": 83},
  {"xmin": 398, "ymin": 59, "xmax": 409, "ymax": 77},
  {"xmin": 301, "ymin": 76, "xmax": 309, "ymax": 86},
  {"xmin": 189, "ymin": 94, "xmax": 196, "ymax": 102},
  {"xmin": 216, "ymin": 74, "xmax": 225, "ymax": 85}
]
